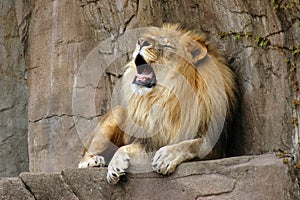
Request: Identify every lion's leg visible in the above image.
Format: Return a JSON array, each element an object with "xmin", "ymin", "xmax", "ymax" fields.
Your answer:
[
  {"xmin": 152, "ymin": 138, "xmax": 207, "ymax": 175},
  {"xmin": 107, "ymin": 143, "xmax": 145, "ymax": 184},
  {"xmin": 78, "ymin": 106, "xmax": 127, "ymax": 168}
]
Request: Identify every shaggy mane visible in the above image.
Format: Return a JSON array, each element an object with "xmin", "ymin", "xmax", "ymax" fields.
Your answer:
[{"xmin": 120, "ymin": 24, "xmax": 237, "ymax": 151}]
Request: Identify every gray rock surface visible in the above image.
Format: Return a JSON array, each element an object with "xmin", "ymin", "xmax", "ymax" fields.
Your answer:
[
  {"xmin": 0, "ymin": 154, "xmax": 296, "ymax": 200},
  {"xmin": 19, "ymin": 172, "xmax": 78, "ymax": 200},
  {"xmin": 0, "ymin": 178, "xmax": 34, "ymax": 200},
  {"xmin": 22, "ymin": 0, "xmax": 98, "ymax": 172},
  {"xmin": 0, "ymin": 0, "xmax": 29, "ymax": 177}
]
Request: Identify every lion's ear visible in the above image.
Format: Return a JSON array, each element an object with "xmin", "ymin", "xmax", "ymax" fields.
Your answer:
[{"xmin": 184, "ymin": 40, "xmax": 207, "ymax": 66}]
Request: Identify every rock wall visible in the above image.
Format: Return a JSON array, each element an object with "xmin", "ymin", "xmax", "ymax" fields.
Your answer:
[
  {"xmin": 0, "ymin": 0, "xmax": 29, "ymax": 177},
  {"xmin": 1, "ymin": 0, "xmax": 299, "ymax": 177},
  {"xmin": 0, "ymin": 154, "xmax": 299, "ymax": 200},
  {"xmin": 23, "ymin": 0, "xmax": 99, "ymax": 172}
]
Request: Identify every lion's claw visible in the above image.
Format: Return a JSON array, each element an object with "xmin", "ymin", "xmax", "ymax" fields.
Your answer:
[
  {"xmin": 78, "ymin": 155, "xmax": 106, "ymax": 168},
  {"xmin": 107, "ymin": 166, "xmax": 126, "ymax": 184},
  {"xmin": 152, "ymin": 145, "xmax": 181, "ymax": 175},
  {"xmin": 107, "ymin": 150, "xmax": 130, "ymax": 184}
]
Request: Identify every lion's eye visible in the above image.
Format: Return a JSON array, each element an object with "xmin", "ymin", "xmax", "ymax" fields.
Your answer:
[{"xmin": 162, "ymin": 45, "xmax": 175, "ymax": 50}]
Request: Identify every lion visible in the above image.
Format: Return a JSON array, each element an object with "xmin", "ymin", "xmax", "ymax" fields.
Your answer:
[{"xmin": 78, "ymin": 24, "xmax": 237, "ymax": 185}]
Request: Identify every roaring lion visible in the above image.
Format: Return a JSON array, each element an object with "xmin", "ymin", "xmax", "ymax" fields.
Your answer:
[{"xmin": 78, "ymin": 24, "xmax": 237, "ymax": 184}]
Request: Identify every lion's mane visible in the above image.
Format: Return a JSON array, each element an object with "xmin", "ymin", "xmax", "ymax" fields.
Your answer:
[{"xmin": 117, "ymin": 24, "xmax": 237, "ymax": 154}]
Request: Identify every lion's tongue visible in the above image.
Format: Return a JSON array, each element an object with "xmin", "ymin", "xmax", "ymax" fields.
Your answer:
[
  {"xmin": 135, "ymin": 72, "xmax": 154, "ymax": 82},
  {"xmin": 133, "ymin": 65, "xmax": 156, "ymax": 88},
  {"xmin": 133, "ymin": 54, "xmax": 156, "ymax": 88}
]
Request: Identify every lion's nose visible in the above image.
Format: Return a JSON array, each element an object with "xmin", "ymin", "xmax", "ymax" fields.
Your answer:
[{"xmin": 138, "ymin": 38, "xmax": 151, "ymax": 47}]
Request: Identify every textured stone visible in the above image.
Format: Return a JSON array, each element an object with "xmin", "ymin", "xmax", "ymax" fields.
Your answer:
[
  {"xmin": 0, "ymin": 0, "xmax": 29, "ymax": 177},
  {"xmin": 20, "ymin": 172, "xmax": 78, "ymax": 200},
  {"xmin": 27, "ymin": 116, "xmax": 83, "ymax": 172},
  {"xmin": 1, "ymin": 154, "xmax": 298, "ymax": 200},
  {"xmin": 124, "ymin": 154, "xmax": 298, "ymax": 200},
  {"xmin": 24, "ymin": 0, "xmax": 97, "ymax": 173},
  {"xmin": 0, "ymin": 178, "xmax": 34, "ymax": 200},
  {"xmin": 62, "ymin": 168, "xmax": 124, "ymax": 200}
]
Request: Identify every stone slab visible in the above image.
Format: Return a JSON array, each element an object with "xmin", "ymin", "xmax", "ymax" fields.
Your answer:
[
  {"xmin": 0, "ymin": 178, "xmax": 34, "ymax": 200},
  {"xmin": 0, "ymin": 154, "xmax": 296, "ymax": 200},
  {"xmin": 19, "ymin": 172, "xmax": 78, "ymax": 200}
]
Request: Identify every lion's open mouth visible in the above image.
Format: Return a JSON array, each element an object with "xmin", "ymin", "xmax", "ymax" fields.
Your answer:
[{"xmin": 132, "ymin": 54, "xmax": 156, "ymax": 88}]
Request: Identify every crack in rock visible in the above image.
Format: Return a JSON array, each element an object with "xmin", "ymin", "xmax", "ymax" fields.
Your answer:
[{"xmin": 29, "ymin": 113, "xmax": 102, "ymax": 123}]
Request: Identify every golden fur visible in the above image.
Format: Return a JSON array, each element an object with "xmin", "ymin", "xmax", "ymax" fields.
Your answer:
[{"xmin": 78, "ymin": 24, "xmax": 237, "ymax": 184}]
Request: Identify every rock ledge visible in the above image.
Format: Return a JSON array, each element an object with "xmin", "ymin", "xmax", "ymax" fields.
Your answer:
[{"xmin": 1, "ymin": 154, "xmax": 298, "ymax": 200}]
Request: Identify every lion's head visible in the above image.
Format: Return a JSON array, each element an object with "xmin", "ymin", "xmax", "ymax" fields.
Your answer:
[{"xmin": 130, "ymin": 24, "xmax": 210, "ymax": 95}]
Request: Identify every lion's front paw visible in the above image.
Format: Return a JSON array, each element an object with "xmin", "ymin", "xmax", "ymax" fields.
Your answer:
[
  {"xmin": 107, "ymin": 151, "xmax": 130, "ymax": 184},
  {"xmin": 152, "ymin": 145, "xmax": 183, "ymax": 175},
  {"xmin": 78, "ymin": 155, "xmax": 106, "ymax": 168}
]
